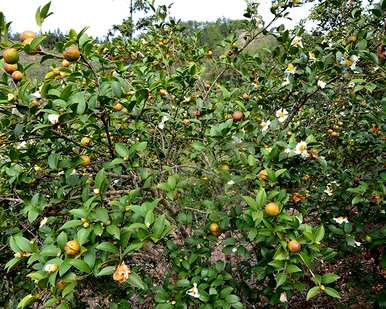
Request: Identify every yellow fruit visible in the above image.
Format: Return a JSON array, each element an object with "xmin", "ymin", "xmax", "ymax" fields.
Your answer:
[
  {"xmin": 288, "ymin": 240, "xmax": 301, "ymax": 253},
  {"xmin": 159, "ymin": 88, "xmax": 168, "ymax": 96},
  {"xmin": 20, "ymin": 31, "xmax": 36, "ymax": 42},
  {"xmin": 62, "ymin": 59, "xmax": 71, "ymax": 67},
  {"xmin": 3, "ymin": 63, "xmax": 17, "ymax": 74},
  {"xmin": 80, "ymin": 155, "xmax": 91, "ymax": 167},
  {"xmin": 219, "ymin": 164, "xmax": 230, "ymax": 172},
  {"xmin": 55, "ymin": 280, "xmax": 67, "ymax": 289},
  {"xmin": 209, "ymin": 223, "xmax": 221, "ymax": 236},
  {"xmin": 113, "ymin": 262, "xmax": 131, "ymax": 283},
  {"xmin": 232, "ymin": 111, "xmax": 244, "ymax": 121},
  {"xmin": 264, "ymin": 202, "xmax": 280, "ymax": 216},
  {"xmin": 63, "ymin": 47, "xmax": 81, "ymax": 62},
  {"xmin": 11, "ymin": 71, "xmax": 23, "ymax": 82},
  {"xmin": 80, "ymin": 136, "xmax": 92, "ymax": 146},
  {"xmin": 64, "ymin": 240, "xmax": 81, "ymax": 256},
  {"xmin": 258, "ymin": 169, "xmax": 268, "ymax": 181},
  {"xmin": 182, "ymin": 119, "xmax": 190, "ymax": 127},
  {"xmin": 3, "ymin": 48, "xmax": 19, "ymax": 64},
  {"xmin": 113, "ymin": 102, "xmax": 123, "ymax": 112}
]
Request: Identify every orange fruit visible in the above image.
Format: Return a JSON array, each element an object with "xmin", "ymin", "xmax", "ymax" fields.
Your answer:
[
  {"xmin": 159, "ymin": 88, "xmax": 168, "ymax": 96},
  {"xmin": 209, "ymin": 223, "xmax": 220, "ymax": 236},
  {"xmin": 264, "ymin": 202, "xmax": 280, "ymax": 216},
  {"xmin": 232, "ymin": 111, "xmax": 244, "ymax": 121},
  {"xmin": 258, "ymin": 169, "xmax": 268, "ymax": 181},
  {"xmin": 113, "ymin": 262, "xmax": 130, "ymax": 283},
  {"xmin": 113, "ymin": 102, "xmax": 123, "ymax": 112},
  {"xmin": 62, "ymin": 59, "xmax": 71, "ymax": 67},
  {"xmin": 80, "ymin": 155, "xmax": 91, "ymax": 167},
  {"xmin": 3, "ymin": 63, "xmax": 17, "ymax": 74},
  {"xmin": 80, "ymin": 137, "xmax": 92, "ymax": 147},
  {"xmin": 64, "ymin": 240, "xmax": 81, "ymax": 256},
  {"xmin": 288, "ymin": 240, "xmax": 301, "ymax": 253},
  {"xmin": 11, "ymin": 71, "xmax": 23, "ymax": 82},
  {"xmin": 3, "ymin": 48, "xmax": 19, "ymax": 64},
  {"xmin": 55, "ymin": 280, "xmax": 67, "ymax": 289},
  {"xmin": 182, "ymin": 119, "xmax": 190, "ymax": 127},
  {"xmin": 63, "ymin": 47, "xmax": 81, "ymax": 62},
  {"xmin": 20, "ymin": 31, "xmax": 36, "ymax": 42}
]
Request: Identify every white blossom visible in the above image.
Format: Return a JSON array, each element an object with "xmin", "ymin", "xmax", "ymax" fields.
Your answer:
[
  {"xmin": 44, "ymin": 264, "xmax": 58, "ymax": 272},
  {"xmin": 353, "ymin": 241, "xmax": 361, "ymax": 247},
  {"xmin": 48, "ymin": 114, "xmax": 59, "ymax": 124},
  {"xmin": 280, "ymin": 292, "xmax": 288, "ymax": 303},
  {"xmin": 227, "ymin": 180, "xmax": 235, "ymax": 186},
  {"xmin": 260, "ymin": 120, "xmax": 271, "ymax": 132},
  {"xmin": 294, "ymin": 141, "xmax": 309, "ymax": 158},
  {"xmin": 285, "ymin": 63, "xmax": 296, "ymax": 75},
  {"xmin": 186, "ymin": 283, "xmax": 200, "ymax": 299},
  {"xmin": 39, "ymin": 217, "xmax": 48, "ymax": 228},
  {"xmin": 31, "ymin": 91, "xmax": 41, "ymax": 99},
  {"xmin": 317, "ymin": 80, "xmax": 326, "ymax": 89},
  {"xmin": 291, "ymin": 36, "xmax": 303, "ymax": 48},
  {"xmin": 158, "ymin": 115, "xmax": 169, "ymax": 130},
  {"xmin": 275, "ymin": 109, "xmax": 288, "ymax": 123},
  {"xmin": 333, "ymin": 216, "xmax": 349, "ymax": 224}
]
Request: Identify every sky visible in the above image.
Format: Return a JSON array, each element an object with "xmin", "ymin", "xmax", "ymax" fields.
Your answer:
[{"xmin": 1, "ymin": 0, "xmax": 313, "ymax": 38}]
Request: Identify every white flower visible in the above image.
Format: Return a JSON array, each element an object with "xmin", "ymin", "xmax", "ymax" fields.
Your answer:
[
  {"xmin": 308, "ymin": 52, "xmax": 316, "ymax": 61},
  {"xmin": 48, "ymin": 114, "xmax": 59, "ymax": 124},
  {"xmin": 71, "ymin": 169, "xmax": 77, "ymax": 175},
  {"xmin": 285, "ymin": 63, "xmax": 296, "ymax": 75},
  {"xmin": 93, "ymin": 188, "xmax": 100, "ymax": 195},
  {"xmin": 281, "ymin": 77, "xmax": 290, "ymax": 87},
  {"xmin": 280, "ymin": 292, "xmax": 288, "ymax": 303},
  {"xmin": 44, "ymin": 263, "xmax": 58, "ymax": 272},
  {"xmin": 232, "ymin": 136, "xmax": 242, "ymax": 144},
  {"xmin": 39, "ymin": 217, "xmax": 48, "ymax": 228},
  {"xmin": 291, "ymin": 36, "xmax": 303, "ymax": 48},
  {"xmin": 324, "ymin": 186, "xmax": 333, "ymax": 196},
  {"xmin": 333, "ymin": 216, "xmax": 349, "ymax": 224},
  {"xmin": 16, "ymin": 141, "xmax": 27, "ymax": 150},
  {"xmin": 317, "ymin": 80, "xmax": 326, "ymax": 89},
  {"xmin": 260, "ymin": 120, "xmax": 271, "ymax": 132},
  {"xmin": 350, "ymin": 55, "xmax": 359, "ymax": 71},
  {"xmin": 31, "ymin": 91, "xmax": 41, "ymax": 99},
  {"xmin": 353, "ymin": 241, "xmax": 361, "ymax": 247},
  {"xmin": 294, "ymin": 141, "xmax": 309, "ymax": 158},
  {"xmin": 227, "ymin": 180, "xmax": 235, "ymax": 186},
  {"xmin": 275, "ymin": 109, "xmax": 288, "ymax": 123},
  {"xmin": 186, "ymin": 283, "xmax": 200, "ymax": 299},
  {"xmin": 232, "ymin": 247, "xmax": 237, "ymax": 253},
  {"xmin": 158, "ymin": 115, "xmax": 169, "ymax": 130},
  {"xmin": 348, "ymin": 81, "xmax": 355, "ymax": 88}
]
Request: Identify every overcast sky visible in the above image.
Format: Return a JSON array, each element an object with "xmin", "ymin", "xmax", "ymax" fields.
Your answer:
[{"xmin": 1, "ymin": 0, "xmax": 312, "ymax": 37}]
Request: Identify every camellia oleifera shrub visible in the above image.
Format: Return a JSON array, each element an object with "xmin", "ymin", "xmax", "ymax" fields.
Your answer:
[{"xmin": 0, "ymin": 0, "xmax": 385, "ymax": 308}]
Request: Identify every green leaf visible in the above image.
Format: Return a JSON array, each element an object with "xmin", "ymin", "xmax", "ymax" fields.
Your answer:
[
  {"xmin": 69, "ymin": 259, "xmax": 91, "ymax": 273},
  {"xmin": 322, "ymin": 273, "xmax": 340, "ymax": 284},
  {"xmin": 315, "ymin": 225, "xmax": 325, "ymax": 242},
  {"xmin": 176, "ymin": 279, "xmax": 190, "ymax": 287},
  {"xmin": 128, "ymin": 272, "xmax": 146, "ymax": 289},
  {"xmin": 225, "ymin": 294, "xmax": 240, "ymax": 304},
  {"xmin": 77, "ymin": 228, "xmax": 91, "ymax": 245},
  {"xmin": 306, "ymin": 286, "xmax": 321, "ymax": 301},
  {"xmin": 243, "ymin": 196, "xmax": 257, "ymax": 209},
  {"xmin": 40, "ymin": 245, "xmax": 61, "ymax": 256},
  {"xmin": 60, "ymin": 220, "xmax": 82, "ymax": 230},
  {"xmin": 95, "ymin": 169, "xmax": 107, "ymax": 190},
  {"xmin": 286, "ymin": 264, "xmax": 302, "ymax": 273},
  {"xmin": 96, "ymin": 242, "xmax": 118, "ymax": 253},
  {"xmin": 96, "ymin": 266, "xmax": 115, "ymax": 276},
  {"xmin": 95, "ymin": 207, "xmax": 109, "ymax": 223},
  {"xmin": 275, "ymin": 272, "xmax": 287, "ymax": 288},
  {"xmin": 14, "ymin": 235, "xmax": 32, "ymax": 252},
  {"xmin": 324, "ymin": 287, "xmax": 341, "ymax": 299},
  {"xmin": 115, "ymin": 143, "xmax": 129, "ymax": 158},
  {"xmin": 256, "ymin": 188, "xmax": 267, "ymax": 208},
  {"xmin": 17, "ymin": 294, "xmax": 35, "ymax": 308},
  {"xmin": 106, "ymin": 225, "xmax": 120, "ymax": 240}
]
